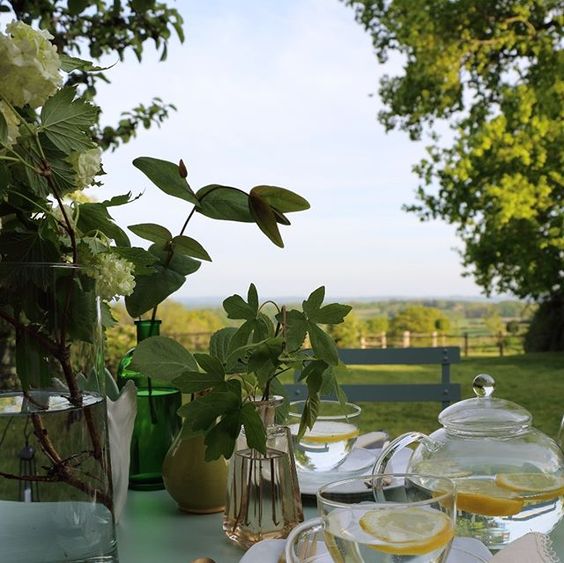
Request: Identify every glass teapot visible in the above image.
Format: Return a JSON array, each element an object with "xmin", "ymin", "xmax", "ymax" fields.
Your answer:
[{"xmin": 374, "ymin": 374, "xmax": 564, "ymax": 551}]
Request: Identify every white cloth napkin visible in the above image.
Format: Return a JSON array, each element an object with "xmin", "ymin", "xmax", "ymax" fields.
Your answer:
[{"xmin": 491, "ymin": 533, "xmax": 561, "ymax": 563}]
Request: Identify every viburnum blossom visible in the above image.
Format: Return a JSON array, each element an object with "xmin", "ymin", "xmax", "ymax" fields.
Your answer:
[
  {"xmin": 68, "ymin": 148, "xmax": 102, "ymax": 189},
  {"xmin": 87, "ymin": 253, "xmax": 136, "ymax": 301},
  {"xmin": 0, "ymin": 21, "xmax": 62, "ymax": 108},
  {"xmin": 0, "ymin": 101, "xmax": 20, "ymax": 149}
]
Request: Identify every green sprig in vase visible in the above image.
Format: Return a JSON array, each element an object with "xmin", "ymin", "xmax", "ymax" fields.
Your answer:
[{"xmin": 117, "ymin": 320, "xmax": 181, "ymax": 490}]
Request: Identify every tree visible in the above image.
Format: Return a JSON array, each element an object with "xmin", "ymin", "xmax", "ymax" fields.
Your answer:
[
  {"xmin": 344, "ymin": 0, "xmax": 563, "ymax": 347},
  {"xmin": 365, "ymin": 316, "xmax": 389, "ymax": 334},
  {"xmin": 2, "ymin": 0, "xmax": 184, "ymax": 150},
  {"xmin": 389, "ymin": 306, "xmax": 448, "ymax": 334},
  {"xmin": 326, "ymin": 311, "xmax": 366, "ymax": 347}
]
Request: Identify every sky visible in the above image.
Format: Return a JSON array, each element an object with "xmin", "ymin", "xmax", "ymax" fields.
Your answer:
[{"xmin": 89, "ymin": 1, "xmax": 486, "ymax": 299}]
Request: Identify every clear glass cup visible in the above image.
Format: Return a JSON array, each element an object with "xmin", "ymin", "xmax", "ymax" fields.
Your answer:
[
  {"xmin": 288, "ymin": 400, "xmax": 361, "ymax": 472},
  {"xmin": 285, "ymin": 473, "xmax": 456, "ymax": 563}
]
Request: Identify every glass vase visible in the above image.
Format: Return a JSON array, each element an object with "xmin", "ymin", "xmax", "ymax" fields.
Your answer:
[
  {"xmin": 0, "ymin": 263, "xmax": 117, "ymax": 562},
  {"xmin": 117, "ymin": 320, "xmax": 181, "ymax": 490},
  {"xmin": 223, "ymin": 396, "xmax": 303, "ymax": 549}
]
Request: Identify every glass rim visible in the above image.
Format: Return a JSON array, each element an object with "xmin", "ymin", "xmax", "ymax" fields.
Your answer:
[
  {"xmin": 316, "ymin": 472, "xmax": 456, "ymax": 509},
  {"xmin": 288, "ymin": 399, "xmax": 361, "ymax": 420}
]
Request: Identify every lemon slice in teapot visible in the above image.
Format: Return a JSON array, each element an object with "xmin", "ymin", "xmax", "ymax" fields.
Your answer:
[
  {"xmin": 496, "ymin": 473, "xmax": 564, "ymax": 501},
  {"xmin": 455, "ymin": 478, "xmax": 524, "ymax": 517}
]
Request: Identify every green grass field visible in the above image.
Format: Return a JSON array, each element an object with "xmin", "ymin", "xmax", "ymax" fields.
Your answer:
[{"xmin": 343, "ymin": 352, "xmax": 564, "ymax": 440}]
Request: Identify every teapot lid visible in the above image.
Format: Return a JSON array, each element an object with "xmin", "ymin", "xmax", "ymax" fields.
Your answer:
[{"xmin": 439, "ymin": 374, "xmax": 532, "ymax": 435}]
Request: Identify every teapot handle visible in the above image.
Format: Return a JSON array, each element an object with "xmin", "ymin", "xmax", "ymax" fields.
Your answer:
[{"xmin": 372, "ymin": 431, "xmax": 433, "ymax": 476}]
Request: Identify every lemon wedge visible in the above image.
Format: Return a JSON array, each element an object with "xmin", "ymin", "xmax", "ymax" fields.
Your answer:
[
  {"xmin": 496, "ymin": 473, "xmax": 564, "ymax": 501},
  {"xmin": 456, "ymin": 478, "xmax": 524, "ymax": 517},
  {"xmin": 359, "ymin": 506, "xmax": 454, "ymax": 555}
]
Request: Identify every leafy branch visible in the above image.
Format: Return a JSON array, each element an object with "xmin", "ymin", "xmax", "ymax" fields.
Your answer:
[{"xmin": 130, "ymin": 284, "xmax": 352, "ymax": 460}]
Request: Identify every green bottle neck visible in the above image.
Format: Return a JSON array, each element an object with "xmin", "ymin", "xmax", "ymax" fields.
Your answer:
[{"xmin": 135, "ymin": 320, "xmax": 161, "ymax": 342}]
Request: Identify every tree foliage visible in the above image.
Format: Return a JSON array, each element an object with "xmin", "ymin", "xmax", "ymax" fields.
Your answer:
[
  {"xmin": 389, "ymin": 305, "xmax": 449, "ymax": 334},
  {"xmin": 344, "ymin": 1, "xmax": 563, "ymax": 307},
  {"xmin": 2, "ymin": 0, "xmax": 184, "ymax": 150}
]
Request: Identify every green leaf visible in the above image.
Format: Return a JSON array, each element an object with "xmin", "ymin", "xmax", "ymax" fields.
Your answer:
[
  {"xmin": 209, "ymin": 327, "xmax": 237, "ymax": 364},
  {"xmin": 297, "ymin": 394, "xmax": 320, "ymax": 439},
  {"xmin": 196, "ymin": 185, "xmax": 253, "ymax": 222},
  {"xmin": 59, "ymin": 54, "xmax": 108, "ymax": 72},
  {"xmin": 223, "ymin": 293, "xmax": 256, "ymax": 320},
  {"xmin": 204, "ymin": 411, "xmax": 241, "ymax": 461},
  {"xmin": 194, "ymin": 353, "xmax": 225, "ymax": 377},
  {"xmin": 130, "ymin": 336, "xmax": 198, "ymax": 381},
  {"xmin": 308, "ymin": 321, "xmax": 339, "ymax": 365},
  {"xmin": 227, "ymin": 320, "xmax": 254, "ymax": 354},
  {"xmin": 67, "ymin": 0, "xmax": 90, "ymax": 16},
  {"xmin": 249, "ymin": 191, "xmax": 283, "ymax": 248},
  {"xmin": 247, "ymin": 283, "xmax": 259, "ymax": 313},
  {"xmin": 172, "ymin": 235, "xmax": 211, "ymax": 261},
  {"xmin": 77, "ymin": 203, "xmax": 131, "ymax": 247},
  {"xmin": 297, "ymin": 359, "xmax": 328, "ymax": 382},
  {"xmin": 309, "ymin": 303, "xmax": 352, "ymax": 324},
  {"xmin": 250, "ymin": 186, "xmax": 310, "ymax": 213},
  {"xmin": 101, "ymin": 192, "xmax": 141, "ymax": 207},
  {"xmin": 133, "ymin": 157, "xmax": 197, "ymax": 204},
  {"xmin": 128, "ymin": 223, "xmax": 172, "ymax": 244},
  {"xmin": 130, "ymin": 0, "xmax": 155, "ymax": 11},
  {"xmin": 303, "ymin": 287, "xmax": 325, "ymax": 317},
  {"xmin": 280, "ymin": 309, "xmax": 308, "ymax": 351},
  {"xmin": 148, "ymin": 243, "xmax": 201, "ymax": 276},
  {"xmin": 253, "ymin": 314, "xmax": 275, "ymax": 342},
  {"xmin": 240, "ymin": 403, "xmax": 266, "ymax": 454},
  {"xmin": 112, "ymin": 247, "xmax": 157, "ymax": 275},
  {"xmin": 0, "ymin": 111, "xmax": 8, "ymax": 145},
  {"xmin": 125, "ymin": 266, "xmax": 185, "ymax": 316},
  {"xmin": 181, "ymin": 386, "xmax": 241, "ymax": 431},
  {"xmin": 172, "ymin": 370, "xmax": 224, "ymax": 393},
  {"xmin": 40, "ymin": 87, "xmax": 98, "ymax": 152}
]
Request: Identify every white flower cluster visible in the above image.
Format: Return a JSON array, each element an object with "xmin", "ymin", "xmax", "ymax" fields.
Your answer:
[
  {"xmin": 68, "ymin": 148, "xmax": 102, "ymax": 189},
  {"xmin": 0, "ymin": 21, "xmax": 62, "ymax": 108},
  {"xmin": 88, "ymin": 253, "xmax": 136, "ymax": 301},
  {"xmin": 0, "ymin": 101, "xmax": 20, "ymax": 149}
]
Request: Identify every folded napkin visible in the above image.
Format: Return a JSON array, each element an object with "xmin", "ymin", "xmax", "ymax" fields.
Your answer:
[{"xmin": 491, "ymin": 533, "xmax": 560, "ymax": 563}]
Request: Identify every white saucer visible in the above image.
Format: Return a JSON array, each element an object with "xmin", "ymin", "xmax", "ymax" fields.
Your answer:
[
  {"xmin": 297, "ymin": 447, "xmax": 413, "ymax": 496},
  {"xmin": 297, "ymin": 448, "xmax": 380, "ymax": 495}
]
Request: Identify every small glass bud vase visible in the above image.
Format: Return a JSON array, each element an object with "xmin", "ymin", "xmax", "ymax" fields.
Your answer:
[{"xmin": 223, "ymin": 396, "xmax": 303, "ymax": 549}]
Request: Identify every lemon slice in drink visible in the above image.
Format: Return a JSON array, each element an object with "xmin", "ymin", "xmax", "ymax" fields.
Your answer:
[
  {"xmin": 359, "ymin": 506, "xmax": 453, "ymax": 555},
  {"xmin": 300, "ymin": 421, "xmax": 359, "ymax": 444},
  {"xmin": 496, "ymin": 473, "xmax": 564, "ymax": 501},
  {"xmin": 456, "ymin": 478, "xmax": 524, "ymax": 517}
]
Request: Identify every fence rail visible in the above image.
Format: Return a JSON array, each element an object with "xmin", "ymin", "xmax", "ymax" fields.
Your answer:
[
  {"xmin": 162, "ymin": 330, "xmax": 527, "ymax": 357},
  {"xmin": 360, "ymin": 331, "xmax": 526, "ymax": 356}
]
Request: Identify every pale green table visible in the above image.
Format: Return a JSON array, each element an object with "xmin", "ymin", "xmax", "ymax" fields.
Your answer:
[{"xmin": 117, "ymin": 490, "xmax": 564, "ymax": 562}]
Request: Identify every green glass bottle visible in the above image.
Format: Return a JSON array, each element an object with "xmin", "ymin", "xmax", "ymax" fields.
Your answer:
[{"xmin": 117, "ymin": 320, "xmax": 182, "ymax": 490}]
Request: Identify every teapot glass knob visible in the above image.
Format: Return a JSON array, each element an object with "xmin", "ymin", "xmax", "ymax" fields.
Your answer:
[{"xmin": 473, "ymin": 373, "xmax": 495, "ymax": 397}]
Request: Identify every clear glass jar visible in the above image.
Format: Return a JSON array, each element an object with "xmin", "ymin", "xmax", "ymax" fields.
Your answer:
[
  {"xmin": 0, "ymin": 263, "xmax": 117, "ymax": 562},
  {"xmin": 223, "ymin": 396, "xmax": 303, "ymax": 548}
]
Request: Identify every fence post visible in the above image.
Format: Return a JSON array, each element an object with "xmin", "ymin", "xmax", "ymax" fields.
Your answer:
[
  {"xmin": 432, "ymin": 331, "xmax": 438, "ymax": 347},
  {"xmin": 360, "ymin": 336, "xmax": 366, "ymax": 349},
  {"xmin": 381, "ymin": 332, "xmax": 387, "ymax": 349},
  {"xmin": 498, "ymin": 332, "xmax": 504, "ymax": 357},
  {"xmin": 402, "ymin": 331, "xmax": 410, "ymax": 348},
  {"xmin": 464, "ymin": 332, "xmax": 469, "ymax": 357}
]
